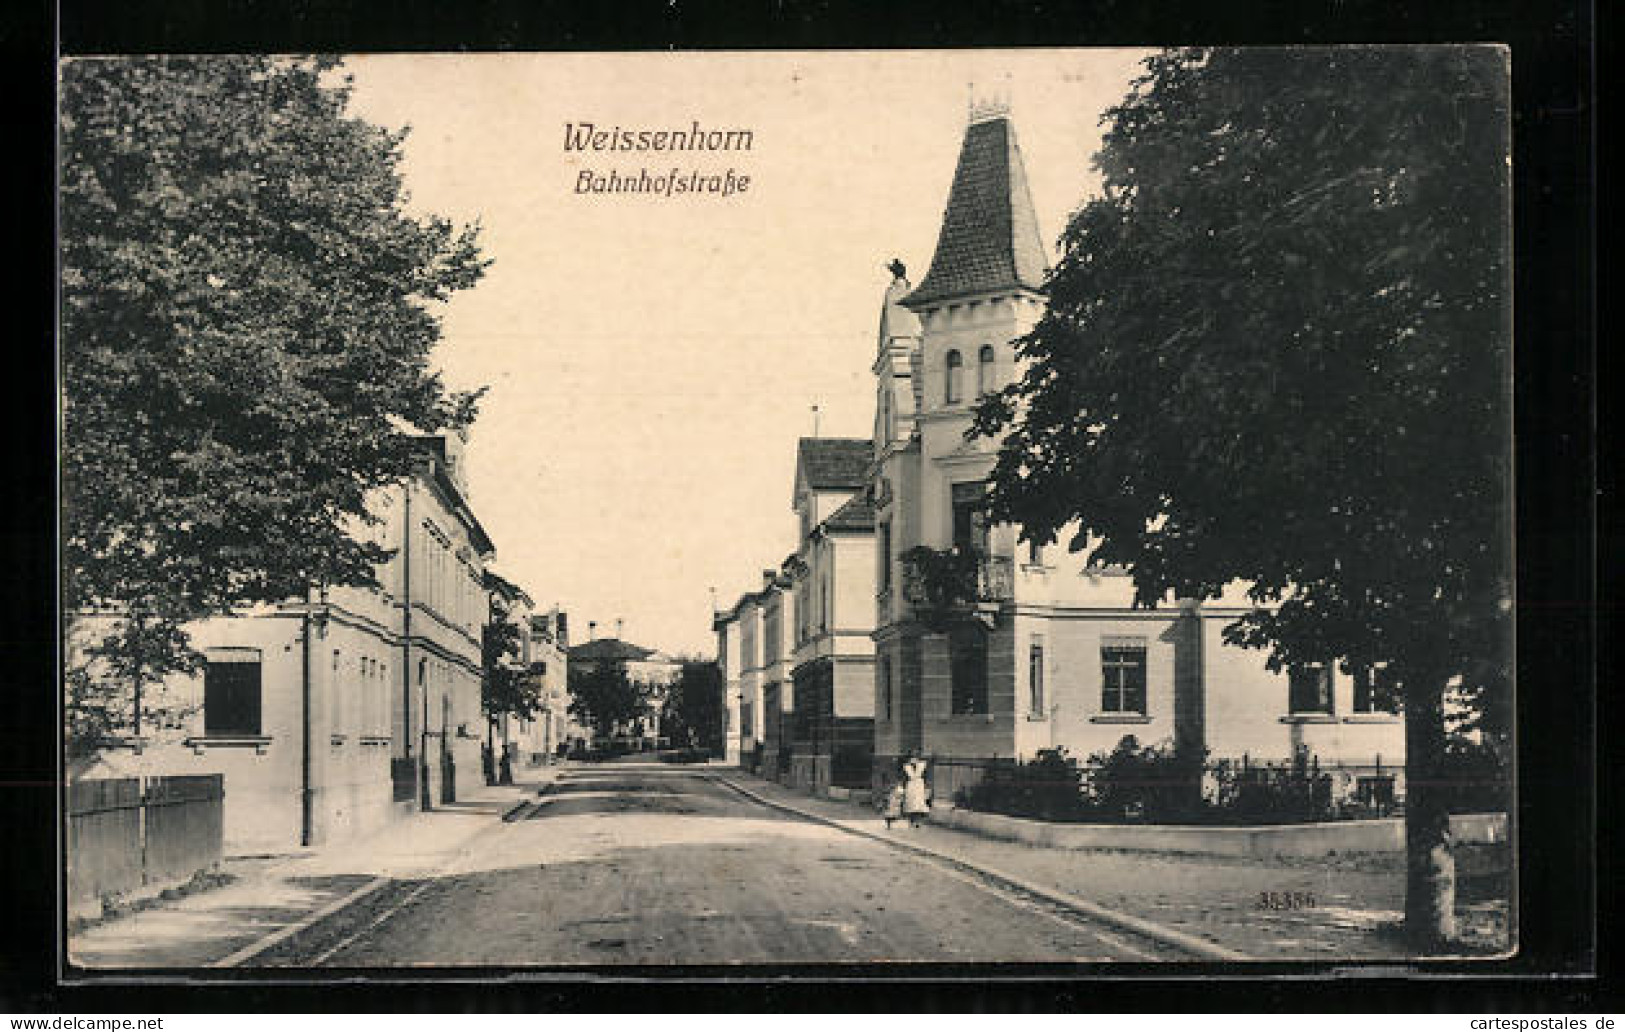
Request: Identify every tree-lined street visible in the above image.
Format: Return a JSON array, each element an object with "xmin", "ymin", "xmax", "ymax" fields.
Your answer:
[{"xmin": 245, "ymin": 763, "xmax": 1185, "ymax": 966}]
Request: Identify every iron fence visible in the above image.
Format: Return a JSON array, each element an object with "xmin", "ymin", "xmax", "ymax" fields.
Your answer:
[{"xmin": 67, "ymin": 774, "xmax": 223, "ymax": 911}]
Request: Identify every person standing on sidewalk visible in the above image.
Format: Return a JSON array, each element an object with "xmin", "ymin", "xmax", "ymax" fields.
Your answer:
[
  {"xmin": 902, "ymin": 751, "xmax": 930, "ymax": 829},
  {"xmin": 881, "ymin": 775, "xmax": 905, "ymax": 830}
]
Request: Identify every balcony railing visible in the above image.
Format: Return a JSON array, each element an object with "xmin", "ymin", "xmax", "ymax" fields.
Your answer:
[{"xmin": 900, "ymin": 547, "xmax": 1014, "ymax": 615}]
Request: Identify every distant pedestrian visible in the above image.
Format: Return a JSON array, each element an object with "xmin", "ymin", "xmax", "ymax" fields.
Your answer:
[
  {"xmin": 901, "ymin": 751, "xmax": 930, "ymax": 829},
  {"xmin": 881, "ymin": 778, "xmax": 905, "ymax": 830}
]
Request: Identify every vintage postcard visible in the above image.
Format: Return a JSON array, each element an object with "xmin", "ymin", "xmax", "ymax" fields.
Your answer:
[{"xmin": 59, "ymin": 48, "xmax": 1514, "ymax": 972}]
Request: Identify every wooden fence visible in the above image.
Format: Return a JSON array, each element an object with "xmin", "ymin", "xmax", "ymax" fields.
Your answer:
[{"xmin": 67, "ymin": 775, "xmax": 223, "ymax": 912}]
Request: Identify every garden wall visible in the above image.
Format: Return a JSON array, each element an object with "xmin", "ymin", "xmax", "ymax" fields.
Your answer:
[{"xmin": 929, "ymin": 802, "xmax": 1507, "ymax": 858}]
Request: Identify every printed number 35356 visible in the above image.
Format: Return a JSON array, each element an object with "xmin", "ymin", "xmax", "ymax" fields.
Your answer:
[{"xmin": 1257, "ymin": 891, "xmax": 1316, "ymax": 910}]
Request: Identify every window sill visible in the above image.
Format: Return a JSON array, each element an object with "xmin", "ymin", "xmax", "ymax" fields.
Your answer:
[
  {"xmin": 184, "ymin": 735, "xmax": 271, "ymax": 756},
  {"xmin": 1090, "ymin": 714, "xmax": 1152, "ymax": 725},
  {"xmin": 1278, "ymin": 714, "xmax": 1338, "ymax": 724},
  {"xmin": 359, "ymin": 735, "xmax": 393, "ymax": 747},
  {"xmin": 1341, "ymin": 713, "xmax": 1400, "ymax": 724},
  {"xmin": 940, "ymin": 712, "xmax": 995, "ymax": 723},
  {"xmin": 1026, "ymin": 714, "xmax": 1049, "ymax": 723},
  {"xmin": 330, "ymin": 733, "xmax": 348, "ymax": 747}
]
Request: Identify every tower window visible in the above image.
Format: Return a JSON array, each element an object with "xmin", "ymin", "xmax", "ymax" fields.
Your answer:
[
  {"xmin": 978, "ymin": 344, "xmax": 995, "ymax": 397},
  {"xmin": 945, "ymin": 350, "xmax": 963, "ymax": 404}
]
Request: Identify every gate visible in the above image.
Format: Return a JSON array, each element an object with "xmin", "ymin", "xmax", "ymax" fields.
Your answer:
[{"xmin": 67, "ymin": 774, "xmax": 224, "ymax": 912}]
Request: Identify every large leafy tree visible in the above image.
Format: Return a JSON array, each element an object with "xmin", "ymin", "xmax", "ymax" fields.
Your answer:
[
  {"xmin": 972, "ymin": 47, "xmax": 1510, "ymax": 952},
  {"xmin": 567, "ymin": 663, "xmax": 645, "ymax": 743},
  {"xmin": 61, "ymin": 56, "xmax": 487, "ymax": 743},
  {"xmin": 662, "ymin": 659, "xmax": 724, "ymax": 754},
  {"xmin": 482, "ymin": 579, "xmax": 544, "ymax": 736}
]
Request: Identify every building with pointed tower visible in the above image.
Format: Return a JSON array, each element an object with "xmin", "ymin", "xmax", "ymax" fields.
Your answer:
[{"xmin": 867, "ymin": 96, "xmax": 1407, "ymax": 801}]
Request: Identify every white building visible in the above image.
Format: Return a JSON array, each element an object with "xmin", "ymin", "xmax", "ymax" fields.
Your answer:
[
  {"xmin": 70, "ymin": 432, "xmax": 493, "ymax": 853},
  {"xmin": 867, "ymin": 101, "xmax": 1406, "ymax": 800}
]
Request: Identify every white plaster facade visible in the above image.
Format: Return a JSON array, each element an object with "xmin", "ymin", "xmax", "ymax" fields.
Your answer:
[{"xmin": 69, "ymin": 433, "xmax": 495, "ymax": 854}]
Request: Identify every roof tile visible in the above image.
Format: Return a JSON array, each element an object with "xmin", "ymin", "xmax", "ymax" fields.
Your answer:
[{"xmin": 905, "ymin": 117, "xmax": 1049, "ymax": 308}]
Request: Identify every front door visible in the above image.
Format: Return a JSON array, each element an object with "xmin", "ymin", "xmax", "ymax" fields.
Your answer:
[{"xmin": 440, "ymin": 694, "xmax": 456, "ymax": 804}]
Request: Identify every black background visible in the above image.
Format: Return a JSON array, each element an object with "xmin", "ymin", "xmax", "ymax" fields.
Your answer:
[{"xmin": 4, "ymin": 0, "xmax": 1602, "ymax": 1013}]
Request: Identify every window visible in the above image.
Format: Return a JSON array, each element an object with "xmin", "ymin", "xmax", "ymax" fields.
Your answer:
[
  {"xmin": 821, "ymin": 572, "xmax": 831, "ymax": 631},
  {"xmin": 878, "ymin": 521, "xmax": 892, "ymax": 593},
  {"xmin": 1028, "ymin": 637, "xmax": 1045, "ymax": 716},
  {"xmin": 977, "ymin": 344, "xmax": 995, "ymax": 397},
  {"xmin": 329, "ymin": 650, "xmax": 343, "ymax": 734},
  {"xmin": 204, "ymin": 655, "xmax": 262, "ymax": 736},
  {"xmin": 884, "ymin": 656, "xmax": 897, "ymax": 721},
  {"xmin": 951, "ymin": 482, "xmax": 988, "ymax": 555},
  {"xmin": 1101, "ymin": 643, "xmax": 1147, "ymax": 715},
  {"xmin": 945, "ymin": 349, "xmax": 963, "ymax": 404},
  {"xmin": 1288, "ymin": 665, "xmax": 1334, "ymax": 715},
  {"xmin": 1352, "ymin": 665, "xmax": 1401, "ymax": 714},
  {"xmin": 950, "ymin": 625, "xmax": 988, "ymax": 715}
]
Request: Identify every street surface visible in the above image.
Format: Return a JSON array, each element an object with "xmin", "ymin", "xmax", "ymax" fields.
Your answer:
[{"xmin": 251, "ymin": 762, "xmax": 1185, "ymax": 966}]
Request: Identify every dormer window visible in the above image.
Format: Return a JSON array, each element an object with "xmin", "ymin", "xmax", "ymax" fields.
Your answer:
[{"xmin": 945, "ymin": 349, "xmax": 963, "ymax": 404}]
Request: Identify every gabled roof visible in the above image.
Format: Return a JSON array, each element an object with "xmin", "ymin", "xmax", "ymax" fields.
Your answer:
[
  {"xmin": 820, "ymin": 492, "xmax": 876, "ymax": 534},
  {"xmin": 483, "ymin": 569, "xmax": 532, "ymax": 608},
  {"xmin": 567, "ymin": 637, "xmax": 653, "ymax": 663},
  {"xmin": 904, "ymin": 116, "xmax": 1049, "ymax": 309},
  {"xmin": 796, "ymin": 437, "xmax": 871, "ymax": 492}
]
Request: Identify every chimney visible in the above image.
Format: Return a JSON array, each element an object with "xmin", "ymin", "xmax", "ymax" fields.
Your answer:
[
  {"xmin": 762, "ymin": 569, "xmax": 777, "ymax": 590},
  {"xmin": 588, "ymin": 620, "xmax": 597, "ymax": 640},
  {"xmin": 615, "ymin": 618, "xmax": 624, "ymax": 640}
]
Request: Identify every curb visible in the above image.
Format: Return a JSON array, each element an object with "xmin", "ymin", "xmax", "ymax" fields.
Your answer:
[
  {"xmin": 211, "ymin": 785, "xmax": 537, "ymax": 968},
  {"xmin": 711, "ymin": 774, "xmax": 1249, "ymax": 963},
  {"xmin": 209, "ymin": 876, "xmax": 390, "ymax": 968}
]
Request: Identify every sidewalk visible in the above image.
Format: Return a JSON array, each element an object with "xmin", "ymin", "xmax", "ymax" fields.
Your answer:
[
  {"xmin": 67, "ymin": 769, "xmax": 563, "ymax": 971},
  {"xmin": 718, "ymin": 771, "xmax": 1510, "ymax": 962}
]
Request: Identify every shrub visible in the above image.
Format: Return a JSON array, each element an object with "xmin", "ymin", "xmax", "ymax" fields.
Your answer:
[
  {"xmin": 959, "ymin": 749, "xmax": 1090, "ymax": 822},
  {"xmin": 1086, "ymin": 735, "xmax": 1207, "ymax": 822},
  {"xmin": 1205, "ymin": 751, "xmax": 1338, "ymax": 824},
  {"xmin": 958, "ymin": 737, "xmax": 1358, "ymax": 825}
]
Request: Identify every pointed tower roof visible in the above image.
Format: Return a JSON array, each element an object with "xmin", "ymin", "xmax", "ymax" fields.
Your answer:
[{"xmin": 904, "ymin": 114, "xmax": 1049, "ymax": 309}]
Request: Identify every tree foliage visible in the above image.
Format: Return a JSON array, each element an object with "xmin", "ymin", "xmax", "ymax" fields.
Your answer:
[
  {"xmin": 976, "ymin": 46, "xmax": 1509, "ymax": 698},
  {"xmin": 972, "ymin": 47, "xmax": 1510, "ymax": 949},
  {"xmin": 482, "ymin": 607, "xmax": 542, "ymax": 726},
  {"xmin": 662, "ymin": 660, "xmax": 724, "ymax": 753},
  {"xmin": 60, "ymin": 56, "xmax": 488, "ymax": 727},
  {"xmin": 567, "ymin": 663, "xmax": 645, "ymax": 740}
]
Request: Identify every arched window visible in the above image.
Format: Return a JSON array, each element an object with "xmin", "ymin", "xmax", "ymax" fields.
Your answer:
[
  {"xmin": 977, "ymin": 344, "xmax": 996, "ymax": 397},
  {"xmin": 945, "ymin": 349, "xmax": 963, "ymax": 404}
]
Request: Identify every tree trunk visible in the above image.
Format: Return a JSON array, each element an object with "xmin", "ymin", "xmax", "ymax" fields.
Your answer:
[{"xmin": 1404, "ymin": 670, "xmax": 1457, "ymax": 953}]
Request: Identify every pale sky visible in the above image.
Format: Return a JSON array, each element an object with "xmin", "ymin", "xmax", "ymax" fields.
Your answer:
[{"xmin": 342, "ymin": 49, "xmax": 1148, "ymax": 657}]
